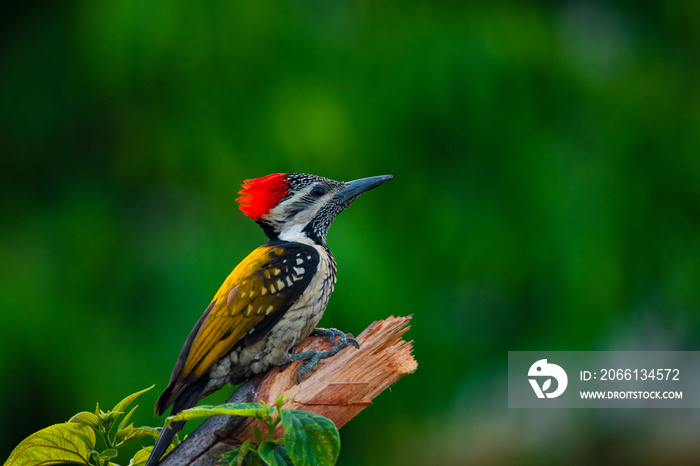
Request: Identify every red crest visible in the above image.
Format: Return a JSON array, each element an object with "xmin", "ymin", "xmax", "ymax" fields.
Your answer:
[{"xmin": 237, "ymin": 173, "xmax": 290, "ymax": 221}]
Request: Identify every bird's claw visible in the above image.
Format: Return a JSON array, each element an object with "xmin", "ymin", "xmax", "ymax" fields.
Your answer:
[
  {"xmin": 290, "ymin": 327, "xmax": 360, "ymax": 382},
  {"xmin": 347, "ymin": 337, "xmax": 360, "ymax": 349},
  {"xmin": 311, "ymin": 327, "xmax": 360, "ymax": 348}
]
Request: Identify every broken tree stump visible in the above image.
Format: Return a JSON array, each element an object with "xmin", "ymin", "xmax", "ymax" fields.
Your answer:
[{"xmin": 159, "ymin": 315, "xmax": 416, "ymax": 466}]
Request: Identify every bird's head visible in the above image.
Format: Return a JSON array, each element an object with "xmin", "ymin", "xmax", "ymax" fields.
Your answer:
[{"xmin": 237, "ymin": 173, "xmax": 392, "ymax": 245}]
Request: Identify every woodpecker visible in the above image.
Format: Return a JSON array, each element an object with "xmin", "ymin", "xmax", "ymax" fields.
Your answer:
[{"xmin": 146, "ymin": 173, "xmax": 392, "ymax": 466}]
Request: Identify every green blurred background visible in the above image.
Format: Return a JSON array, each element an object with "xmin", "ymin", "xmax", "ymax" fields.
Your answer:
[{"xmin": 3, "ymin": 1, "xmax": 700, "ymax": 464}]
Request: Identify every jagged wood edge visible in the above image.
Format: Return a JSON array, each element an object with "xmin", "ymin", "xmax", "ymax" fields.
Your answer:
[{"xmin": 158, "ymin": 315, "xmax": 415, "ymax": 466}]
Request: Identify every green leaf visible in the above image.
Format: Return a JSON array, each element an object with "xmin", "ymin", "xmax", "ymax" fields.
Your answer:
[
  {"xmin": 5, "ymin": 422, "xmax": 95, "ymax": 466},
  {"xmin": 253, "ymin": 425, "xmax": 264, "ymax": 445},
  {"xmin": 258, "ymin": 441, "xmax": 291, "ymax": 466},
  {"xmin": 129, "ymin": 447, "xmax": 152, "ymax": 466},
  {"xmin": 69, "ymin": 411, "xmax": 101, "ymax": 430},
  {"xmin": 118, "ymin": 427, "xmax": 161, "ymax": 444},
  {"xmin": 118, "ymin": 405, "xmax": 139, "ymax": 432},
  {"xmin": 68, "ymin": 425, "xmax": 97, "ymax": 450},
  {"xmin": 239, "ymin": 438, "xmax": 252, "ymax": 457},
  {"xmin": 130, "ymin": 432, "xmax": 179, "ymax": 466},
  {"xmin": 224, "ymin": 439, "xmax": 252, "ymax": 466},
  {"xmin": 165, "ymin": 402, "xmax": 265, "ymax": 428},
  {"xmin": 281, "ymin": 410, "xmax": 340, "ymax": 466},
  {"xmin": 216, "ymin": 449, "xmax": 239, "ymax": 466},
  {"xmin": 276, "ymin": 445, "xmax": 292, "ymax": 465},
  {"xmin": 115, "ymin": 423, "xmax": 134, "ymax": 441},
  {"xmin": 94, "ymin": 448, "xmax": 118, "ymax": 460},
  {"xmin": 113, "ymin": 385, "xmax": 155, "ymax": 414}
]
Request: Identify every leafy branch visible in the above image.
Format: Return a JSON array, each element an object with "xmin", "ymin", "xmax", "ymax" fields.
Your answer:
[
  {"xmin": 165, "ymin": 395, "xmax": 340, "ymax": 466},
  {"xmin": 4, "ymin": 388, "xmax": 339, "ymax": 466},
  {"xmin": 4, "ymin": 385, "xmax": 171, "ymax": 466}
]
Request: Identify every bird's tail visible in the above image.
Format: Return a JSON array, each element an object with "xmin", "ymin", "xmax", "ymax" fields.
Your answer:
[
  {"xmin": 145, "ymin": 382, "xmax": 206, "ymax": 466},
  {"xmin": 145, "ymin": 419, "xmax": 185, "ymax": 466}
]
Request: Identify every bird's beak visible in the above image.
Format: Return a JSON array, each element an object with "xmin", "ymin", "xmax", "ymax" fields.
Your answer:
[{"xmin": 336, "ymin": 174, "xmax": 393, "ymax": 203}]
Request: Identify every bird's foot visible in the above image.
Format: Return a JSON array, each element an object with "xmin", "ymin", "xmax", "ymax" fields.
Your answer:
[{"xmin": 290, "ymin": 328, "xmax": 360, "ymax": 383}]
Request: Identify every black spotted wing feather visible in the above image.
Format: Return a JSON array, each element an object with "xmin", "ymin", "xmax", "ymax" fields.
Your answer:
[{"xmin": 156, "ymin": 242, "xmax": 319, "ymax": 414}]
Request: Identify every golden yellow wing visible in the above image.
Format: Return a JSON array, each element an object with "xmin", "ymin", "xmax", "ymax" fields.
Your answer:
[{"xmin": 156, "ymin": 242, "xmax": 319, "ymax": 414}]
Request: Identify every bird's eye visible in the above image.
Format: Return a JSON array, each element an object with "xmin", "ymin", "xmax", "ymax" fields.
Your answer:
[{"xmin": 311, "ymin": 186, "xmax": 327, "ymax": 197}]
